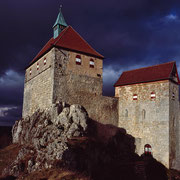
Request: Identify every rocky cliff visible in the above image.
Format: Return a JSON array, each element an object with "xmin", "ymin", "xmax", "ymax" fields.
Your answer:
[
  {"xmin": 2, "ymin": 102, "xmax": 89, "ymax": 176},
  {"xmin": 0, "ymin": 102, "xmax": 171, "ymax": 180}
]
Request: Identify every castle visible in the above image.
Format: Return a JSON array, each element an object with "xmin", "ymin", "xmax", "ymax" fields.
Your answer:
[{"xmin": 22, "ymin": 8, "xmax": 180, "ymax": 170}]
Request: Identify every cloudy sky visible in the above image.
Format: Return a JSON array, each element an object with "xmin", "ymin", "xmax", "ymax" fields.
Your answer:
[{"xmin": 1, "ymin": 0, "xmax": 180, "ymax": 126}]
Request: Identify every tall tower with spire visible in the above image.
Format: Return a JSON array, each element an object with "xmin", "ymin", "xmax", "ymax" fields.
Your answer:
[
  {"xmin": 53, "ymin": 6, "xmax": 68, "ymax": 39},
  {"xmin": 22, "ymin": 7, "xmax": 111, "ymax": 124}
]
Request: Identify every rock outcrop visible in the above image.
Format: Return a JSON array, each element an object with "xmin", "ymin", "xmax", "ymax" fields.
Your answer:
[
  {"xmin": 2, "ymin": 102, "xmax": 89, "ymax": 177},
  {"xmin": 1, "ymin": 102, "xmax": 170, "ymax": 180}
]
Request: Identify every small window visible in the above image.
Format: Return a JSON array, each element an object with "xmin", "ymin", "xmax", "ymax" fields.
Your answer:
[
  {"xmin": 125, "ymin": 109, "xmax": 128, "ymax": 117},
  {"xmin": 97, "ymin": 74, "xmax": 101, "ymax": 77},
  {"xmin": 133, "ymin": 94, "xmax": 138, "ymax": 100},
  {"xmin": 44, "ymin": 57, "xmax": 47, "ymax": 65},
  {"xmin": 90, "ymin": 59, "xmax": 95, "ymax": 68},
  {"xmin": 142, "ymin": 109, "xmax": 146, "ymax": 119},
  {"xmin": 151, "ymin": 92, "xmax": 156, "ymax": 99},
  {"xmin": 144, "ymin": 144, "xmax": 152, "ymax": 155},
  {"xmin": 76, "ymin": 55, "xmax": 81, "ymax": 65},
  {"xmin": 29, "ymin": 69, "xmax": 32, "ymax": 75},
  {"xmin": 172, "ymin": 92, "xmax": 175, "ymax": 100},
  {"xmin": 37, "ymin": 63, "xmax": 39, "ymax": 70}
]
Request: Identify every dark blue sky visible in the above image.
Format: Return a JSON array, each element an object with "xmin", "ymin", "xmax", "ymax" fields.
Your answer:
[{"xmin": 1, "ymin": 0, "xmax": 180, "ymax": 126}]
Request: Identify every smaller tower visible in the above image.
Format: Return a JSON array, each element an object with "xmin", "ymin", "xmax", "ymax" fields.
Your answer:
[
  {"xmin": 114, "ymin": 61, "xmax": 180, "ymax": 169},
  {"xmin": 53, "ymin": 6, "xmax": 68, "ymax": 39}
]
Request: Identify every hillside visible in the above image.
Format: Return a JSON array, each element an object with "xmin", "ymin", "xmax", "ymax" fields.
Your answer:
[
  {"xmin": 0, "ymin": 102, "xmax": 179, "ymax": 180},
  {"xmin": 0, "ymin": 126, "xmax": 12, "ymax": 149}
]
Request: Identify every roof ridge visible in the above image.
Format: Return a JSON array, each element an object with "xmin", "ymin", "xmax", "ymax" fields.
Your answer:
[
  {"xmin": 168, "ymin": 62, "xmax": 176, "ymax": 79},
  {"xmin": 30, "ymin": 38, "xmax": 55, "ymax": 64},
  {"xmin": 54, "ymin": 26, "xmax": 70, "ymax": 45},
  {"xmin": 122, "ymin": 61, "xmax": 175, "ymax": 73},
  {"xmin": 69, "ymin": 26, "xmax": 104, "ymax": 58}
]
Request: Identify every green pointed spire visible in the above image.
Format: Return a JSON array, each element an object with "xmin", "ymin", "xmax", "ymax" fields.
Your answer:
[{"xmin": 53, "ymin": 6, "xmax": 68, "ymax": 39}]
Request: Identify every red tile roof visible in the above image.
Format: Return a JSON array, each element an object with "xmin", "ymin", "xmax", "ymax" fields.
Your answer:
[
  {"xmin": 29, "ymin": 26, "xmax": 104, "ymax": 66},
  {"xmin": 114, "ymin": 61, "xmax": 180, "ymax": 87}
]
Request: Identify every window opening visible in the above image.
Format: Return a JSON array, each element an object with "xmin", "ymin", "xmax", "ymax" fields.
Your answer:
[
  {"xmin": 90, "ymin": 59, "xmax": 95, "ymax": 68},
  {"xmin": 133, "ymin": 94, "xmax": 138, "ymax": 100},
  {"xmin": 76, "ymin": 55, "xmax": 81, "ymax": 65},
  {"xmin": 144, "ymin": 144, "xmax": 152, "ymax": 155},
  {"xmin": 29, "ymin": 69, "xmax": 32, "ymax": 75},
  {"xmin": 172, "ymin": 92, "xmax": 175, "ymax": 100},
  {"xmin": 37, "ymin": 63, "xmax": 39, "ymax": 70},
  {"xmin": 125, "ymin": 109, "xmax": 128, "ymax": 117},
  {"xmin": 151, "ymin": 92, "xmax": 156, "ymax": 99},
  {"xmin": 142, "ymin": 109, "xmax": 146, "ymax": 119},
  {"xmin": 44, "ymin": 57, "xmax": 47, "ymax": 65}
]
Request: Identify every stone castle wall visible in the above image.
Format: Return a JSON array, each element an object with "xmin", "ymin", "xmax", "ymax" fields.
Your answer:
[
  {"xmin": 115, "ymin": 80, "xmax": 170, "ymax": 167},
  {"xmin": 22, "ymin": 49, "xmax": 55, "ymax": 117},
  {"xmin": 23, "ymin": 47, "xmax": 118, "ymax": 125},
  {"xmin": 169, "ymin": 82, "xmax": 180, "ymax": 169},
  {"xmin": 67, "ymin": 50, "xmax": 103, "ymax": 79},
  {"xmin": 52, "ymin": 48, "xmax": 118, "ymax": 125},
  {"xmin": 22, "ymin": 46, "xmax": 180, "ymax": 170}
]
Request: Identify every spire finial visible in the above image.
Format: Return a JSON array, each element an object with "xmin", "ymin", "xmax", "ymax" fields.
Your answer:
[
  {"xmin": 53, "ymin": 5, "xmax": 67, "ymax": 39},
  {"xmin": 60, "ymin": 5, "xmax": 62, "ymax": 11}
]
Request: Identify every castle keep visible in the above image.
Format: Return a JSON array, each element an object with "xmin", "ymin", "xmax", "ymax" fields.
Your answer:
[{"xmin": 22, "ymin": 8, "xmax": 180, "ymax": 170}]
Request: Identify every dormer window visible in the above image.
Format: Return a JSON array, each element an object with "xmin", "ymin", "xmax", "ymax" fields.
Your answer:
[
  {"xmin": 76, "ymin": 55, "xmax": 81, "ymax": 65},
  {"xmin": 90, "ymin": 59, "xmax": 95, "ymax": 68},
  {"xmin": 29, "ymin": 69, "xmax": 32, "ymax": 75},
  {"xmin": 44, "ymin": 57, "xmax": 47, "ymax": 65},
  {"xmin": 133, "ymin": 94, "xmax": 138, "ymax": 100},
  {"xmin": 37, "ymin": 63, "xmax": 39, "ymax": 70},
  {"xmin": 151, "ymin": 92, "xmax": 156, "ymax": 99}
]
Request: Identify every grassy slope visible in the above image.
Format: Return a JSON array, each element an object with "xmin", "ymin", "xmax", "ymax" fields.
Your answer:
[
  {"xmin": 0, "ymin": 126, "xmax": 12, "ymax": 149},
  {"xmin": 0, "ymin": 144, "xmax": 89, "ymax": 180},
  {"xmin": 0, "ymin": 144, "xmax": 21, "ymax": 176},
  {"xmin": 21, "ymin": 169, "xmax": 89, "ymax": 180},
  {"xmin": 0, "ymin": 143, "xmax": 180, "ymax": 180}
]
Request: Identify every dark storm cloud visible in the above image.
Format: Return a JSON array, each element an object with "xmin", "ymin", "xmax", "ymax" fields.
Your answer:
[
  {"xmin": 1, "ymin": 0, "xmax": 180, "ymax": 125},
  {"xmin": 0, "ymin": 106, "xmax": 22, "ymax": 126},
  {"xmin": 0, "ymin": 70, "xmax": 24, "ymax": 106}
]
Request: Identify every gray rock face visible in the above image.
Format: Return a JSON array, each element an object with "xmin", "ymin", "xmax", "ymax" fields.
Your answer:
[{"xmin": 3, "ymin": 102, "xmax": 88, "ymax": 177}]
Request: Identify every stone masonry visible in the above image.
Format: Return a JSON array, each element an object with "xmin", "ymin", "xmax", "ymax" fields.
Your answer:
[
  {"xmin": 23, "ymin": 47, "xmax": 118, "ymax": 126},
  {"xmin": 22, "ymin": 45, "xmax": 180, "ymax": 170},
  {"xmin": 22, "ymin": 11, "xmax": 180, "ymax": 170},
  {"xmin": 115, "ymin": 79, "xmax": 180, "ymax": 170}
]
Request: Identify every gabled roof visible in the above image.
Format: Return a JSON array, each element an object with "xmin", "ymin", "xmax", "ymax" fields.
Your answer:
[
  {"xmin": 114, "ymin": 61, "xmax": 180, "ymax": 87},
  {"xmin": 29, "ymin": 26, "xmax": 104, "ymax": 67}
]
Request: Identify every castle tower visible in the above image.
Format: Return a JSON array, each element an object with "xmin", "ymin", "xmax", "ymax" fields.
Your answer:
[
  {"xmin": 22, "ymin": 8, "xmax": 104, "ymax": 120},
  {"xmin": 114, "ymin": 61, "xmax": 180, "ymax": 169}
]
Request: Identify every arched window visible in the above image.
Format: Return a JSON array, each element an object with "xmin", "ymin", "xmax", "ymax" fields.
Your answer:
[
  {"xmin": 133, "ymin": 94, "xmax": 138, "ymax": 100},
  {"xmin": 37, "ymin": 63, "xmax": 39, "ymax": 70},
  {"xmin": 125, "ymin": 109, "xmax": 128, "ymax": 117},
  {"xmin": 142, "ymin": 109, "xmax": 146, "ymax": 119},
  {"xmin": 90, "ymin": 59, "xmax": 95, "ymax": 68},
  {"xmin": 151, "ymin": 92, "xmax": 156, "ymax": 99},
  {"xmin": 29, "ymin": 69, "xmax": 32, "ymax": 75},
  {"xmin": 76, "ymin": 55, "xmax": 81, "ymax": 65},
  {"xmin": 44, "ymin": 57, "xmax": 47, "ymax": 65},
  {"xmin": 144, "ymin": 144, "xmax": 152, "ymax": 155}
]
